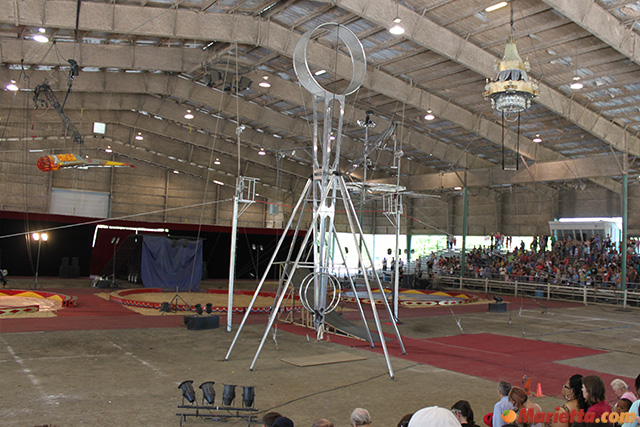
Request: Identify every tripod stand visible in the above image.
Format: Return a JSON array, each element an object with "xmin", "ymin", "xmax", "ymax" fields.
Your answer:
[{"xmin": 168, "ymin": 285, "xmax": 190, "ymax": 311}]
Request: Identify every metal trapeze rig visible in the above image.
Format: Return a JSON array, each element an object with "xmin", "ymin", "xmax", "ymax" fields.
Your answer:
[{"xmin": 224, "ymin": 23, "xmax": 405, "ymax": 379}]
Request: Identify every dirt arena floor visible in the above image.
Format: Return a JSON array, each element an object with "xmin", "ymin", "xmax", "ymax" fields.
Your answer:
[{"xmin": 1, "ymin": 277, "xmax": 638, "ymax": 427}]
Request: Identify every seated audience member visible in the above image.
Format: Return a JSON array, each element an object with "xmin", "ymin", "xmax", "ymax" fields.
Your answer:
[
  {"xmin": 494, "ymin": 381, "xmax": 515, "ymax": 427},
  {"xmin": 311, "ymin": 419, "xmax": 333, "ymax": 427},
  {"xmin": 583, "ymin": 375, "xmax": 613, "ymax": 426},
  {"xmin": 350, "ymin": 408, "xmax": 371, "ymax": 427},
  {"xmin": 273, "ymin": 416, "xmax": 295, "ymax": 427},
  {"xmin": 612, "ymin": 379, "xmax": 638, "ymax": 403},
  {"xmin": 616, "ymin": 398, "xmax": 632, "ymax": 415},
  {"xmin": 398, "ymin": 413, "xmax": 414, "ymax": 427},
  {"xmin": 451, "ymin": 400, "xmax": 480, "ymax": 427},
  {"xmin": 408, "ymin": 406, "xmax": 462, "ymax": 427},
  {"xmin": 552, "ymin": 374, "xmax": 586, "ymax": 427},
  {"xmin": 508, "ymin": 386, "xmax": 544, "ymax": 427},
  {"xmin": 621, "ymin": 373, "xmax": 640, "ymax": 427},
  {"xmin": 261, "ymin": 412, "xmax": 283, "ymax": 427}
]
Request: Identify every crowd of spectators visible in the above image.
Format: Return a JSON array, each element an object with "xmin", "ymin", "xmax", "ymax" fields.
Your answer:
[
  {"xmin": 259, "ymin": 374, "xmax": 639, "ymax": 427},
  {"xmin": 426, "ymin": 234, "xmax": 640, "ymax": 290}
]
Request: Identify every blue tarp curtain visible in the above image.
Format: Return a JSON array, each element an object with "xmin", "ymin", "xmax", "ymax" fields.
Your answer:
[{"xmin": 141, "ymin": 236, "xmax": 202, "ymax": 290}]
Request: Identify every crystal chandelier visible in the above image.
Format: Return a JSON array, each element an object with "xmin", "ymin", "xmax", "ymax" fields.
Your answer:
[
  {"xmin": 483, "ymin": 0, "xmax": 539, "ymax": 170},
  {"xmin": 483, "ymin": 35, "xmax": 539, "ymax": 114}
]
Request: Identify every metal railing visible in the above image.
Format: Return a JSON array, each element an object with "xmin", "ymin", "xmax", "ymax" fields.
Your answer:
[{"xmin": 435, "ymin": 274, "xmax": 640, "ymax": 308}]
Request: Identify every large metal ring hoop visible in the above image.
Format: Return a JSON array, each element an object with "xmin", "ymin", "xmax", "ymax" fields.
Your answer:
[
  {"xmin": 299, "ymin": 272, "xmax": 342, "ymax": 315},
  {"xmin": 293, "ymin": 23, "xmax": 366, "ymax": 97}
]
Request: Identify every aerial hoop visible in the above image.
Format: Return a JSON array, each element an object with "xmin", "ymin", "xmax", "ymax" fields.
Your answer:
[{"xmin": 293, "ymin": 22, "xmax": 366, "ymax": 97}]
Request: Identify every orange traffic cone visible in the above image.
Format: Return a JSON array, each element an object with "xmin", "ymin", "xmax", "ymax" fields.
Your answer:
[{"xmin": 535, "ymin": 382, "xmax": 545, "ymax": 397}]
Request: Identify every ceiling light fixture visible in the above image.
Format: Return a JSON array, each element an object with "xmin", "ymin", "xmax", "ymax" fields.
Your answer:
[
  {"xmin": 213, "ymin": 180, "xmax": 224, "ymax": 186},
  {"xmin": 173, "ymin": 170, "xmax": 179, "ymax": 174},
  {"xmin": 258, "ymin": 148, "xmax": 266, "ymax": 156},
  {"xmin": 258, "ymin": 76, "xmax": 271, "ymax": 88},
  {"xmin": 135, "ymin": 132, "xmax": 143, "ymax": 141},
  {"xmin": 214, "ymin": 158, "xmax": 221, "ymax": 165},
  {"xmin": 6, "ymin": 80, "xmax": 18, "ymax": 91},
  {"xmin": 570, "ymin": 43, "xmax": 583, "ymax": 90},
  {"xmin": 184, "ymin": 110, "xmax": 194, "ymax": 120},
  {"xmin": 105, "ymin": 146, "xmax": 113, "ymax": 153},
  {"xmin": 424, "ymin": 109, "xmax": 435, "ymax": 121},
  {"xmin": 389, "ymin": 17, "xmax": 405, "ymax": 35},
  {"xmin": 485, "ymin": 1, "xmax": 508, "ymax": 12},
  {"xmin": 33, "ymin": 32, "xmax": 49, "ymax": 43},
  {"xmin": 389, "ymin": 0, "xmax": 405, "ymax": 35},
  {"xmin": 314, "ymin": 69, "xmax": 326, "ymax": 76},
  {"xmin": 454, "ymin": 186, "xmax": 463, "ymax": 191},
  {"xmin": 533, "ymin": 134, "xmax": 542, "ymax": 143}
]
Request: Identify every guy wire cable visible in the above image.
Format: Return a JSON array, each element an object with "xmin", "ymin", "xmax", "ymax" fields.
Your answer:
[{"xmin": 187, "ymin": 37, "xmax": 238, "ymax": 291}]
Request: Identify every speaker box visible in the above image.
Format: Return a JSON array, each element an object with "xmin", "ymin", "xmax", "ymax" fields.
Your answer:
[
  {"xmin": 488, "ymin": 302, "xmax": 507, "ymax": 313},
  {"xmin": 184, "ymin": 315, "xmax": 220, "ymax": 330}
]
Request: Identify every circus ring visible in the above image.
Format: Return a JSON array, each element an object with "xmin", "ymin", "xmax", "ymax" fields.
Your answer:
[
  {"xmin": 109, "ymin": 288, "xmax": 304, "ymax": 314},
  {"xmin": 341, "ymin": 288, "xmax": 479, "ymax": 307},
  {"xmin": 0, "ymin": 289, "xmax": 78, "ymax": 316}
]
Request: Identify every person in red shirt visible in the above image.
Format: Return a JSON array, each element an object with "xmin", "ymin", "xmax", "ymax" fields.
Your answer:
[{"xmin": 582, "ymin": 375, "xmax": 613, "ymax": 426}]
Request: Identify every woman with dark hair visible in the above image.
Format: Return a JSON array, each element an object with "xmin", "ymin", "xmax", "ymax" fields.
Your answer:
[
  {"xmin": 551, "ymin": 374, "xmax": 586, "ymax": 427},
  {"xmin": 451, "ymin": 400, "xmax": 480, "ymax": 427},
  {"xmin": 509, "ymin": 386, "xmax": 543, "ymax": 427},
  {"xmin": 582, "ymin": 375, "xmax": 613, "ymax": 426}
]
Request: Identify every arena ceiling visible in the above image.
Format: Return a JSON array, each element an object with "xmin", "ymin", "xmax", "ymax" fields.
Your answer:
[{"xmin": 1, "ymin": 0, "xmax": 640, "ymax": 201}]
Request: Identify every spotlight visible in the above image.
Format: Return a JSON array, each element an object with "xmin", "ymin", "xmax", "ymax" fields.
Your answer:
[
  {"xmin": 493, "ymin": 295, "xmax": 504, "ymax": 303},
  {"xmin": 199, "ymin": 381, "xmax": 216, "ymax": 405},
  {"xmin": 159, "ymin": 302, "xmax": 171, "ymax": 312},
  {"xmin": 222, "ymin": 384, "xmax": 236, "ymax": 406},
  {"xmin": 195, "ymin": 303, "xmax": 203, "ymax": 315},
  {"xmin": 178, "ymin": 380, "xmax": 196, "ymax": 403},
  {"xmin": 205, "ymin": 303, "xmax": 213, "ymax": 314},
  {"xmin": 68, "ymin": 59, "xmax": 79, "ymax": 78},
  {"xmin": 242, "ymin": 386, "xmax": 255, "ymax": 408}
]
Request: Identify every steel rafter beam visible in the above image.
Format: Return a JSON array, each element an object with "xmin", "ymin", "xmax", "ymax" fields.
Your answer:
[{"xmin": 372, "ymin": 154, "xmax": 626, "ymax": 190}]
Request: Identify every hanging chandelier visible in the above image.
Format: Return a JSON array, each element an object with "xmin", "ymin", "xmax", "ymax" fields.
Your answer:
[{"xmin": 483, "ymin": 34, "xmax": 539, "ymax": 114}]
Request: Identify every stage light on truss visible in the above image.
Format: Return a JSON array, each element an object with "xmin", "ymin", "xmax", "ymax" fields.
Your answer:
[
  {"xmin": 242, "ymin": 386, "xmax": 255, "ymax": 408},
  {"xmin": 199, "ymin": 381, "xmax": 216, "ymax": 405},
  {"xmin": 178, "ymin": 380, "xmax": 196, "ymax": 403},
  {"xmin": 222, "ymin": 384, "xmax": 236, "ymax": 406}
]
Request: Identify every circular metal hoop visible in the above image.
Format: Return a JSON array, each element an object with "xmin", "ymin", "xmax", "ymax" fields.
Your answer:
[
  {"xmin": 298, "ymin": 272, "xmax": 342, "ymax": 315},
  {"xmin": 293, "ymin": 23, "xmax": 366, "ymax": 97}
]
